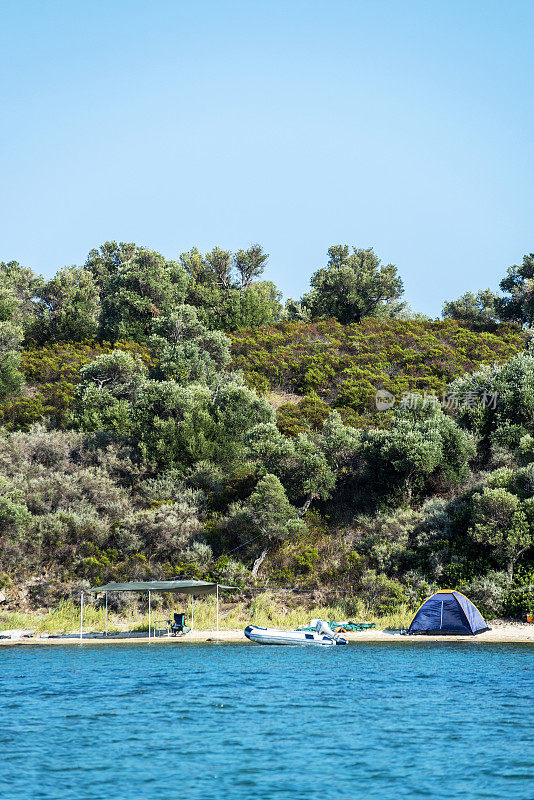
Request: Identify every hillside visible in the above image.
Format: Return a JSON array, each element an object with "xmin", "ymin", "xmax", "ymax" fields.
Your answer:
[
  {"xmin": 1, "ymin": 317, "xmax": 533, "ymax": 623},
  {"xmin": 0, "ymin": 340, "xmax": 152, "ymax": 430},
  {"xmin": 1, "ymin": 241, "xmax": 533, "ymax": 625},
  {"xmin": 0, "ymin": 319, "xmax": 524, "ymax": 434},
  {"xmin": 231, "ymin": 319, "xmax": 525, "ymax": 433}
]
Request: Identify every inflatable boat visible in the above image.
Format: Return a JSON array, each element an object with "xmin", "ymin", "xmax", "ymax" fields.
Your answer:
[{"xmin": 244, "ymin": 620, "xmax": 348, "ymax": 646}]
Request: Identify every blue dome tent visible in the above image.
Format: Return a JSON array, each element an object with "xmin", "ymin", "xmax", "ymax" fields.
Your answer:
[{"xmin": 408, "ymin": 591, "xmax": 490, "ymax": 635}]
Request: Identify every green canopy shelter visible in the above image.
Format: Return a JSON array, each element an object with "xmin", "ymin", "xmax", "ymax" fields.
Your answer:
[{"xmin": 80, "ymin": 580, "xmax": 235, "ymax": 640}]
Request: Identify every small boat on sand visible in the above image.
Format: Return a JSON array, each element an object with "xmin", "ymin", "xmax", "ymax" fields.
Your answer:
[{"xmin": 244, "ymin": 619, "xmax": 348, "ymax": 646}]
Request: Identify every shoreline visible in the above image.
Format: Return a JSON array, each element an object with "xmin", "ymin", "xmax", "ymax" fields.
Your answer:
[{"xmin": 1, "ymin": 624, "xmax": 533, "ymax": 646}]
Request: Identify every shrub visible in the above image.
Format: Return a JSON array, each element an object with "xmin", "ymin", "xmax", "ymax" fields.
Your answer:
[
  {"xmin": 460, "ymin": 571, "xmax": 509, "ymax": 617},
  {"xmin": 502, "ymin": 583, "xmax": 534, "ymax": 617},
  {"xmin": 230, "ymin": 319, "xmax": 524, "ymax": 432},
  {"xmin": 0, "ymin": 340, "xmax": 152, "ymax": 429},
  {"xmin": 118, "ymin": 492, "xmax": 206, "ymax": 561},
  {"xmin": 358, "ymin": 570, "xmax": 410, "ymax": 614}
]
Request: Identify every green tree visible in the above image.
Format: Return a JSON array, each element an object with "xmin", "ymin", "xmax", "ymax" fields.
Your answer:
[
  {"xmin": 100, "ymin": 248, "xmax": 188, "ymax": 342},
  {"xmin": 498, "ymin": 253, "xmax": 534, "ymax": 326},
  {"xmin": 73, "ymin": 363, "xmax": 273, "ymax": 470},
  {"xmin": 129, "ymin": 378, "xmax": 273, "ymax": 470},
  {"xmin": 244, "ymin": 411, "xmax": 359, "ymax": 512},
  {"xmin": 0, "ymin": 324, "xmax": 24, "ymax": 400},
  {"xmin": 442, "ymin": 289, "xmax": 501, "ymax": 331},
  {"xmin": 70, "ymin": 383, "xmax": 134, "ymax": 436},
  {"xmin": 290, "ymin": 434, "xmax": 337, "ymax": 512},
  {"xmin": 234, "ymin": 244, "xmax": 269, "ymax": 287},
  {"xmin": 85, "ymin": 241, "xmax": 139, "ymax": 289},
  {"xmin": 78, "ymin": 350, "xmax": 148, "ymax": 399},
  {"xmin": 282, "ymin": 297, "xmax": 310, "ymax": 322},
  {"xmin": 0, "ymin": 285, "xmax": 17, "ymax": 323},
  {"xmin": 149, "ymin": 305, "xmax": 231, "ymax": 385},
  {"xmin": 303, "ymin": 246, "xmax": 404, "ymax": 324},
  {"xmin": 470, "ymin": 487, "xmax": 534, "ymax": 579},
  {"xmin": 29, "ymin": 266, "xmax": 100, "ymax": 343},
  {"xmin": 0, "ymin": 261, "xmax": 42, "ymax": 330},
  {"xmin": 212, "ymin": 383, "xmax": 274, "ymax": 443},
  {"xmin": 229, "ymin": 473, "xmax": 306, "ymax": 575},
  {"xmin": 181, "ymin": 244, "xmax": 281, "ymax": 331},
  {"xmin": 132, "ymin": 380, "xmax": 218, "ymax": 468},
  {"xmin": 357, "ymin": 401, "xmax": 475, "ymax": 504},
  {"xmin": 450, "ymin": 351, "xmax": 534, "ymax": 461},
  {"xmin": 70, "ymin": 351, "xmax": 148, "ymax": 435},
  {"xmin": 0, "ymin": 286, "xmax": 24, "ymax": 400},
  {"xmin": 0, "ymin": 476, "xmax": 31, "ymax": 543},
  {"xmin": 320, "ymin": 410, "xmax": 361, "ymax": 472},
  {"xmin": 246, "ymin": 474, "xmax": 305, "ymax": 540},
  {"xmin": 224, "ymin": 281, "xmax": 281, "ymax": 330},
  {"xmin": 243, "ymin": 422, "xmax": 296, "ymax": 474}
]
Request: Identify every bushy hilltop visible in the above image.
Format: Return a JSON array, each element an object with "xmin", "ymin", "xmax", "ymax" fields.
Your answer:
[
  {"xmin": 231, "ymin": 319, "xmax": 524, "ymax": 434},
  {"xmin": 1, "ymin": 242, "xmax": 534, "ymax": 621}
]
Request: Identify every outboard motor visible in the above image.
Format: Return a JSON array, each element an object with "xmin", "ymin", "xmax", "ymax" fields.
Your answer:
[{"xmin": 315, "ymin": 619, "xmax": 345, "ymax": 643}]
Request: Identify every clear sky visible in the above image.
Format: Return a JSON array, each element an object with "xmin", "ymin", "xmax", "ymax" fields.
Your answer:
[{"xmin": 0, "ymin": 0, "xmax": 532, "ymax": 316}]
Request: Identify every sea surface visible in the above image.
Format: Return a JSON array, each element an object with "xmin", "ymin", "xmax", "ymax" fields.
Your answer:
[{"xmin": 1, "ymin": 641, "xmax": 533, "ymax": 800}]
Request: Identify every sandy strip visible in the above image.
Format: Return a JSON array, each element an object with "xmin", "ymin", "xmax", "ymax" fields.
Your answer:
[{"xmin": 1, "ymin": 624, "xmax": 533, "ymax": 646}]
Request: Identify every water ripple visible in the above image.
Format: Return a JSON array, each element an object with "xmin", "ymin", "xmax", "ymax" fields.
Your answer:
[{"xmin": 0, "ymin": 642, "xmax": 532, "ymax": 799}]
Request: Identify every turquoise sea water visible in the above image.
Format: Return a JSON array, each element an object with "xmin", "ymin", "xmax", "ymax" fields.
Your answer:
[{"xmin": 1, "ymin": 641, "xmax": 533, "ymax": 800}]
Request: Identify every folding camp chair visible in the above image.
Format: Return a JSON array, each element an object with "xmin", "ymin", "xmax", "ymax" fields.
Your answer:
[{"xmin": 170, "ymin": 613, "xmax": 191, "ymax": 636}]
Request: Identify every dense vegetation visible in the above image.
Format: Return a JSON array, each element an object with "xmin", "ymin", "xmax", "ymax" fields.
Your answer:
[
  {"xmin": 231, "ymin": 318, "xmax": 523, "ymax": 434},
  {"xmin": 1, "ymin": 243, "xmax": 534, "ymax": 622}
]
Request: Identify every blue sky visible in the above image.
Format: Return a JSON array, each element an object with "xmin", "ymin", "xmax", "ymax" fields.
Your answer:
[{"xmin": 0, "ymin": 0, "xmax": 532, "ymax": 316}]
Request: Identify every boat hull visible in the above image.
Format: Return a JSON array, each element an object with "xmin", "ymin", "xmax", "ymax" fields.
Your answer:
[{"xmin": 244, "ymin": 625, "xmax": 347, "ymax": 646}]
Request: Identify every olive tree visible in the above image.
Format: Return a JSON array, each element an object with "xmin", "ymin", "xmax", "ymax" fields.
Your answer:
[
  {"xmin": 442, "ymin": 289, "xmax": 501, "ymax": 330},
  {"xmin": 0, "ymin": 286, "xmax": 24, "ymax": 400},
  {"xmin": 181, "ymin": 244, "xmax": 281, "ymax": 331},
  {"xmin": 149, "ymin": 305, "xmax": 231, "ymax": 385},
  {"xmin": 498, "ymin": 253, "xmax": 534, "ymax": 326},
  {"xmin": 100, "ymin": 249, "xmax": 188, "ymax": 342},
  {"xmin": 228, "ymin": 473, "xmax": 306, "ymax": 575},
  {"xmin": 357, "ymin": 402, "xmax": 475, "ymax": 504},
  {"xmin": 450, "ymin": 351, "xmax": 534, "ymax": 462},
  {"xmin": 470, "ymin": 486, "xmax": 534, "ymax": 579},
  {"xmin": 302, "ymin": 245, "xmax": 404, "ymax": 324},
  {"xmin": 29, "ymin": 266, "xmax": 100, "ymax": 343},
  {"xmin": 244, "ymin": 411, "xmax": 360, "ymax": 512},
  {"xmin": 70, "ymin": 351, "xmax": 148, "ymax": 435},
  {"xmin": 0, "ymin": 261, "xmax": 42, "ymax": 330}
]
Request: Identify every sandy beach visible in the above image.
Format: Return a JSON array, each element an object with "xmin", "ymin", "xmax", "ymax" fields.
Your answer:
[{"xmin": 1, "ymin": 622, "xmax": 533, "ymax": 646}]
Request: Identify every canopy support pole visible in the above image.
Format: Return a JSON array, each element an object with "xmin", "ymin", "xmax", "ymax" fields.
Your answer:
[
  {"xmin": 191, "ymin": 595, "xmax": 194, "ymax": 630},
  {"xmin": 148, "ymin": 590, "xmax": 151, "ymax": 640},
  {"xmin": 79, "ymin": 592, "xmax": 84, "ymax": 641},
  {"xmin": 105, "ymin": 592, "xmax": 108, "ymax": 638},
  {"xmin": 216, "ymin": 584, "xmax": 219, "ymax": 640}
]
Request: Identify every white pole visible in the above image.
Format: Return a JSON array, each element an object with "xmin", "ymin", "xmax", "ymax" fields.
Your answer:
[
  {"xmin": 79, "ymin": 592, "xmax": 84, "ymax": 641},
  {"xmin": 191, "ymin": 595, "xmax": 194, "ymax": 630},
  {"xmin": 216, "ymin": 584, "xmax": 219, "ymax": 640},
  {"xmin": 148, "ymin": 590, "xmax": 151, "ymax": 640},
  {"xmin": 105, "ymin": 592, "xmax": 108, "ymax": 638}
]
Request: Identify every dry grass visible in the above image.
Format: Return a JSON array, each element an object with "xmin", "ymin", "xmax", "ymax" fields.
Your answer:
[
  {"xmin": 0, "ymin": 593, "xmax": 414, "ymax": 635},
  {"xmin": 0, "ymin": 610, "xmax": 33, "ymax": 631},
  {"xmin": 265, "ymin": 389, "xmax": 302, "ymax": 409}
]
